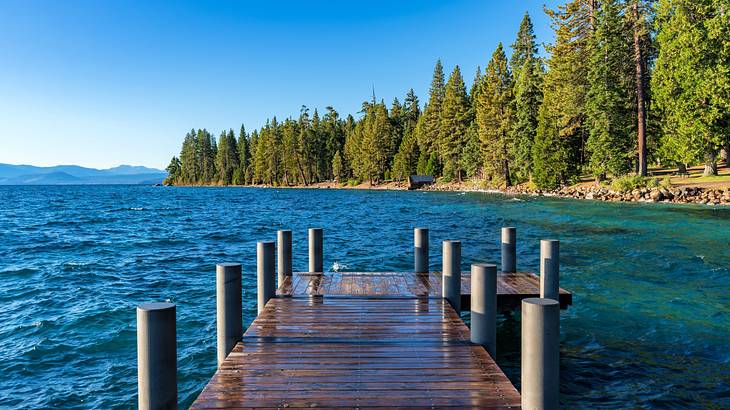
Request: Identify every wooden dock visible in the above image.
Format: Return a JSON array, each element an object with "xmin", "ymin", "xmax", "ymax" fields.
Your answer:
[
  {"xmin": 190, "ymin": 271, "xmax": 571, "ymax": 409},
  {"xmin": 192, "ymin": 297, "xmax": 521, "ymax": 409},
  {"xmin": 277, "ymin": 271, "xmax": 572, "ymax": 312}
]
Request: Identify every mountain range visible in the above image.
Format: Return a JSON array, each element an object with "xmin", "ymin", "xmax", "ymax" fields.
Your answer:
[{"xmin": 0, "ymin": 164, "xmax": 167, "ymax": 185}]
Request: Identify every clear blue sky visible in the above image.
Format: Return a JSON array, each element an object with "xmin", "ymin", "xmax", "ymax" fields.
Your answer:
[{"xmin": 0, "ymin": 0, "xmax": 559, "ymax": 169}]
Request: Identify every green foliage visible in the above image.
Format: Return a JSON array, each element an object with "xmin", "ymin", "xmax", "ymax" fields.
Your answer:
[
  {"xmin": 416, "ymin": 60, "xmax": 446, "ymax": 158},
  {"xmin": 332, "ymin": 150, "xmax": 344, "ymax": 182},
  {"xmin": 652, "ymin": 0, "xmax": 730, "ymax": 174},
  {"xmin": 438, "ymin": 66, "xmax": 470, "ymax": 181},
  {"xmin": 510, "ymin": 12, "xmax": 544, "ymax": 183},
  {"xmin": 477, "ymin": 43, "xmax": 514, "ymax": 187},
  {"xmin": 424, "ymin": 151, "xmax": 440, "ymax": 177},
  {"xmin": 215, "ymin": 129, "xmax": 239, "ymax": 185},
  {"xmin": 533, "ymin": 0, "xmax": 593, "ymax": 189},
  {"xmin": 163, "ymin": 156, "xmax": 181, "ymax": 185},
  {"xmin": 585, "ymin": 0, "xmax": 635, "ymax": 178},
  {"xmin": 609, "ymin": 174, "xmax": 667, "ymax": 192}
]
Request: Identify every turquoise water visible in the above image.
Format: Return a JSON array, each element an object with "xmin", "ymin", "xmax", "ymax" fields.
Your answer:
[{"xmin": 0, "ymin": 185, "xmax": 728, "ymax": 408}]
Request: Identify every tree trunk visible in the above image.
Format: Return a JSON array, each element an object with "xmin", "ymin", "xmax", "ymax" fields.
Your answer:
[
  {"xmin": 678, "ymin": 163, "xmax": 687, "ymax": 175},
  {"xmin": 721, "ymin": 138, "xmax": 729, "ymax": 164},
  {"xmin": 503, "ymin": 159, "xmax": 512, "ymax": 188},
  {"xmin": 633, "ymin": 0, "xmax": 648, "ymax": 177},
  {"xmin": 295, "ymin": 155, "xmax": 308, "ymax": 186},
  {"xmin": 704, "ymin": 150, "xmax": 718, "ymax": 176}
]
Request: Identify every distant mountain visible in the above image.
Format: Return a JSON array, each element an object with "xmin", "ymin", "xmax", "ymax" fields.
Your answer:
[{"xmin": 0, "ymin": 163, "xmax": 167, "ymax": 185}]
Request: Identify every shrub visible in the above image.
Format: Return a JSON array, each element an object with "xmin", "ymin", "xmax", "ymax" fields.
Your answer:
[{"xmin": 609, "ymin": 175, "xmax": 670, "ymax": 192}]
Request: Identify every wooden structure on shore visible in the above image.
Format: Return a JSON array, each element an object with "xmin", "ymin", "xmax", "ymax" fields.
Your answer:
[
  {"xmin": 137, "ymin": 227, "xmax": 569, "ymax": 410},
  {"xmin": 408, "ymin": 175, "xmax": 435, "ymax": 190}
]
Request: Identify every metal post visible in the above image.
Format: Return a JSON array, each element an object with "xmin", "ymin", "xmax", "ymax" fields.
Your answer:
[
  {"xmin": 216, "ymin": 263, "xmax": 242, "ymax": 366},
  {"xmin": 470, "ymin": 263, "xmax": 497, "ymax": 358},
  {"xmin": 257, "ymin": 241, "xmax": 275, "ymax": 314},
  {"xmin": 501, "ymin": 227, "xmax": 517, "ymax": 273},
  {"xmin": 540, "ymin": 240, "xmax": 560, "ymax": 301},
  {"xmin": 414, "ymin": 227, "xmax": 429, "ymax": 273},
  {"xmin": 137, "ymin": 302, "xmax": 177, "ymax": 410},
  {"xmin": 521, "ymin": 298, "xmax": 560, "ymax": 410},
  {"xmin": 277, "ymin": 230, "xmax": 292, "ymax": 286},
  {"xmin": 308, "ymin": 228, "xmax": 323, "ymax": 273},
  {"xmin": 442, "ymin": 240, "xmax": 461, "ymax": 312}
]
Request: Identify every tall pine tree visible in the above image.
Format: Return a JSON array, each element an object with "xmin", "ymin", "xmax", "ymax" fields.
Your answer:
[
  {"xmin": 477, "ymin": 44, "xmax": 514, "ymax": 187},
  {"xmin": 510, "ymin": 12, "xmax": 544, "ymax": 183},
  {"xmin": 653, "ymin": 0, "xmax": 729, "ymax": 175},
  {"xmin": 438, "ymin": 66, "xmax": 470, "ymax": 181},
  {"xmin": 533, "ymin": 0, "xmax": 595, "ymax": 189},
  {"xmin": 585, "ymin": 0, "xmax": 634, "ymax": 180}
]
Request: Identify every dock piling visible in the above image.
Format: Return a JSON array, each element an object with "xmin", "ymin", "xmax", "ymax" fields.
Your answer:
[
  {"xmin": 277, "ymin": 230, "xmax": 292, "ymax": 286},
  {"xmin": 501, "ymin": 227, "xmax": 517, "ymax": 273},
  {"xmin": 137, "ymin": 302, "xmax": 177, "ymax": 410},
  {"xmin": 471, "ymin": 263, "xmax": 497, "ymax": 358},
  {"xmin": 216, "ymin": 263, "xmax": 242, "ymax": 366},
  {"xmin": 442, "ymin": 240, "xmax": 461, "ymax": 312},
  {"xmin": 414, "ymin": 227, "xmax": 429, "ymax": 273},
  {"xmin": 540, "ymin": 240, "xmax": 560, "ymax": 300},
  {"xmin": 308, "ymin": 228, "xmax": 323, "ymax": 273},
  {"xmin": 521, "ymin": 297, "xmax": 560, "ymax": 410},
  {"xmin": 257, "ymin": 241, "xmax": 275, "ymax": 314}
]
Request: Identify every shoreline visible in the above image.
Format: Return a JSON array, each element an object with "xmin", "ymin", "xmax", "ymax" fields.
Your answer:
[{"xmin": 168, "ymin": 180, "xmax": 730, "ymax": 206}]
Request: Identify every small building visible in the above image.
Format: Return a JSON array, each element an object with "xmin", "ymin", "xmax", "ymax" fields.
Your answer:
[{"xmin": 408, "ymin": 175, "xmax": 435, "ymax": 190}]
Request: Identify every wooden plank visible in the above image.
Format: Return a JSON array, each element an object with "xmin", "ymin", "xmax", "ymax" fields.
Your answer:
[
  {"xmin": 277, "ymin": 271, "xmax": 572, "ymax": 310},
  {"xmin": 191, "ymin": 297, "xmax": 521, "ymax": 409}
]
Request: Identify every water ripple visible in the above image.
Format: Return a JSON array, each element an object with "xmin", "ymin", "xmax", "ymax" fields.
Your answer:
[{"xmin": 0, "ymin": 185, "xmax": 728, "ymax": 408}]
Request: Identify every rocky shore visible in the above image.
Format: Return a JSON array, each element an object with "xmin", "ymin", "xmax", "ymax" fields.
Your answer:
[{"xmin": 427, "ymin": 183, "xmax": 730, "ymax": 205}]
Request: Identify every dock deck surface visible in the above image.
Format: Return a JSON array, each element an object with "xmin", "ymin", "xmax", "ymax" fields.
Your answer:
[
  {"xmin": 278, "ymin": 271, "xmax": 572, "ymax": 311},
  {"xmin": 191, "ymin": 270, "xmax": 570, "ymax": 409},
  {"xmin": 191, "ymin": 297, "xmax": 521, "ymax": 409}
]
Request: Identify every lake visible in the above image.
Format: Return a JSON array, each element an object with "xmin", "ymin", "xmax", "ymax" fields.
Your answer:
[{"xmin": 0, "ymin": 185, "xmax": 728, "ymax": 408}]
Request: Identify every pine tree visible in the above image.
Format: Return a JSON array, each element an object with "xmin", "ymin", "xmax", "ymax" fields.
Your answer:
[
  {"xmin": 510, "ymin": 12, "xmax": 544, "ymax": 182},
  {"xmin": 438, "ymin": 65, "xmax": 470, "ymax": 181},
  {"xmin": 323, "ymin": 107, "xmax": 344, "ymax": 180},
  {"xmin": 477, "ymin": 43, "xmax": 514, "ymax": 187},
  {"xmin": 164, "ymin": 156, "xmax": 181, "ymax": 185},
  {"xmin": 266, "ymin": 118, "xmax": 282, "ymax": 185},
  {"xmin": 585, "ymin": 0, "xmax": 634, "ymax": 179},
  {"xmin": 215, "ymin": 128, "xmax": 240, "ymax": 185},
  {"xmin": 416, "ymin": 60, "xmax": 446, "ymax": 160},
  {"xmin": 461, "ymin": 123, "xmax": 482, "ymax": 179},
  {"xmin": 359, "ymin": 102, "xmax": 393, "ymax": 184},
  {"xmin": 392, "ymin": 125, "xmax": 420, "ymax": 181},
  {"xmin": 652, "ymin": 0, "xmax": 729, "ymax": 175},
  {"xmin": 630, "ymin": 0, "xmax": 654, "ymax": 176},
  {"xmin": 332, "ymin": 150, "xmax": 344, "ymax": 183},
  {"xmin": 179, "ymin": 129, "xmax": 198, "ymax": 184},
  {"xmin": 533, "ymin": 0, "xmax": 595, "ymax": 189},
  {"xmin": 234, "ymin": 125, "xmax": 249, "ymax": 185}
]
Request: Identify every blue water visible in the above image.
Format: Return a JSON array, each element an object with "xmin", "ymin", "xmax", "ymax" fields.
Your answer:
[{"xmin": 0, "ymin": 186, "xmax": 728, "ymax": 409}]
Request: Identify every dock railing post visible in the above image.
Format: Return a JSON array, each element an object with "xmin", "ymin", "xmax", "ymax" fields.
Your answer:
[
  {"xmin": 501, "ymin": 227, "xmax": 517, "ymax": 273},
  {"xmin": 521, "ymin": 298, "xmax": 560, "ymax": 410},
  {"xmin": 540, "ymin": 240, "xmax": 560, "ymax": 301},
  {"xmin": 216, "ymin": 263, "xmax": 242, "ymax": 366},
  {"xmin": 471, "ymin": 263, "xmax": 497, "ymax": 358},
  {"xmin": 442, "ymin": 240, "xmax": 461, "ymax": 312},
  {"xmin": 277, "ymin": 230, "xmax": 292, "ymax": 286},
  {"xmin": 308, "ymin": 228, "xmax": 323, "ymax": 273},
  {"xmin": 137, "ymin": 302, "xmax": 177, "ymax": 410},
  {"xmin": 414, "ymin": 227, "xmax": 429, "ymax": 273},
  {"xmin": 257, "ymin": 241, "xmax": 275, "ymax": 314}
]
